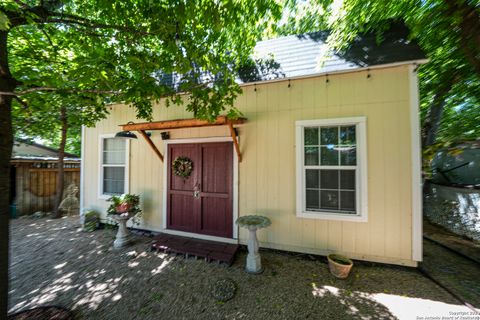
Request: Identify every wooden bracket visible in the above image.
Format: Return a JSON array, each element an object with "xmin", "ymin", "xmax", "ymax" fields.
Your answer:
[
  {"xmin": 138, "ymin": 130, "xmax": 164, "ymax": 162},
  {"xmin": 228, "ymin": 123, "xmax": 242, "ymax": 162},
  {"xmin": 119, "ymin": 116, "xmax": 247, "ymax": 163}
]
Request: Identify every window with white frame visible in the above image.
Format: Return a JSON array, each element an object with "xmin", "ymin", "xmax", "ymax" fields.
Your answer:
[
  {"xmin": 100, "ymin": 136, "xmax": 128, "ymax": 196},
  {"xmin": 296, "ymin": 117, "xmax": 367, "ymax": 221}
]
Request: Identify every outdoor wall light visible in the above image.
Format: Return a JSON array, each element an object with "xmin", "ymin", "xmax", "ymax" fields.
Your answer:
[
  {"xmin": 115, "ymin": 121, "xmax": 138, "ymax": 139},
  {"xmin": 115, "ymin": 131, "xmax": 138, "ymax": 139},
  {"xmin": 115, "ymin": 130, "xmax": 152, "ymax": 139},
  {"xmin": 161, "ymin": 132, "xmax": 170, "ymax": 140}
]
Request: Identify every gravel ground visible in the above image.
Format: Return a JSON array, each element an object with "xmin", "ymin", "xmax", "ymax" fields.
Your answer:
[{"xmin": 8, "ymin": 217, "xmax": 469, "ymax": 320}]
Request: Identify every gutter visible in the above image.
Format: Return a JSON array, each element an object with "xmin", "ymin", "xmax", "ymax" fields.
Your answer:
[
  {"xmin": 105, "ymin": 59, "xmax": 429, "ymax": 108},
  {"xmin": 239, "ymin": 59, "xmax": 429, "ymax": 88}
]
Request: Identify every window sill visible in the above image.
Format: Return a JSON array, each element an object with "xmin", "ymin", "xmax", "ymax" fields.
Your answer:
[
  {"xmin": 98, "ymin": 194, "xmax": 115, "ymax": 200},
  {"xmin": 297, "ymin": 211, "xmax": 368, "ymax": 222}
]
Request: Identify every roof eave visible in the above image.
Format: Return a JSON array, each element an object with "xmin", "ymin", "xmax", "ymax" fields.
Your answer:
[{"xmin": 239, "ymin": 59, "xmax": 429, "ymax": 88}]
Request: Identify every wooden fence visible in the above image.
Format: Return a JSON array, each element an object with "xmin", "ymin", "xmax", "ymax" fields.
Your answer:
[{"xmin": 12, "ymin": 162, "xmax": 80, "ymax": 216}]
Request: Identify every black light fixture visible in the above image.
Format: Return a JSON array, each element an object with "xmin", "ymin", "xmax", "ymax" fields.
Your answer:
[
  {"xmin": 115, "ymin": 131, "xmax": 138, "ymax": 139},
  {"xmin": 161, "ymin": 131, "xmax": 170, "ymax": 140},
  {"xmin": 115, "ymin": 121, "xmax": 138, "ymax": 139}
]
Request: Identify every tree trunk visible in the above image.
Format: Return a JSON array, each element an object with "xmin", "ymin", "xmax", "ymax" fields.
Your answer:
[
  {"xmin": 421, "ymin": 80, "xmax": 454, "ymax": 148},
  {"xmin": 443, "ymin": 0, "xmax": 480, "ymax": 76},
  {"xmin": 53, "ymin": 106, "xmax": 67, "ymax": 218},
  {"xmin": 0, "ymin": 30, "xmax": 16, "ymax": 318}
]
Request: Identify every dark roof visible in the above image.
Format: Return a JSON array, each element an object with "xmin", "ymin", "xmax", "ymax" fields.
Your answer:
[
  {"xmin": 158, "ymin": 23, "xmax": 426, "ymax": 88},
  {"xmin": 242, "ymin": 23, "xmax": 426, "ymax": 83}
]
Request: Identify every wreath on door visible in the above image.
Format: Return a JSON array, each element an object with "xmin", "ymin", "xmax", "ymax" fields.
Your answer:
[{"xmin": 172, "ymin": 156, "xmax": 193, "ymax": 179}]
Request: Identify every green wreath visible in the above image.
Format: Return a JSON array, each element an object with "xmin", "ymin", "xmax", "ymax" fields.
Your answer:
[{"xmin": 172, "ymin": 156, "xmax": 193, "ymax": 179}]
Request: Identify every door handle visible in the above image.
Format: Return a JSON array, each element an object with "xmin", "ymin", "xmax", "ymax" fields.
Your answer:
[{"xmin": 193, "ymin": 190, "xmax": 200, "ymax": 198}]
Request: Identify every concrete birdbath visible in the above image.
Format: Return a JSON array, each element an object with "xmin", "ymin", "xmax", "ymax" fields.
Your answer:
[{"xmin": 236, "ymin": 215, "xmax": 271, "ymax": 274}]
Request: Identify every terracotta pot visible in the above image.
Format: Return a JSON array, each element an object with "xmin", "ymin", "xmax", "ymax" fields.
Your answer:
[
  {"xmin": 116, "ymin": 203, "xmax": 132, "ymax": 214},
  {"xmin": 327, "ymin": 254, "xmax": 353, "ymax": 279}
]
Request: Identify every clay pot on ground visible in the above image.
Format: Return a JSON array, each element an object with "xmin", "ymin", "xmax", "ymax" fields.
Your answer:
[{"xmin": 327, "ymin": 254, "xmax": 353, "ymax": 279}]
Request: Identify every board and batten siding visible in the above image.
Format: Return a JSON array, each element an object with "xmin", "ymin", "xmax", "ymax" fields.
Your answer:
[{"xmin": 83, "ymin": 64, "xmax": 419, "ymax": 266}]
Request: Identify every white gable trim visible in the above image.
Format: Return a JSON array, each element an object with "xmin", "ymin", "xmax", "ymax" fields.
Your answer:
[{"xmin": 240, "ymin": 59, "xmax": 428, "ymax": 88}]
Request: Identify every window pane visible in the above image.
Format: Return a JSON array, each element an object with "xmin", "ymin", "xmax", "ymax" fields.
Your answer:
[
  {"xmin": 103, "ymin": 151, "xmax": 126, "ymax": 165},
  {"xmin": 340, "ymin": 126, "xmax": 356, "ymax": 145},
  {"xmin": 320, "ymin": 170, "xmax": 338, "ymax": 189},
  {"xmin": 340, "ymin": 191, "xmax": 355, "ymax": 212},
  {"xmin": 104, "ymin": 138, "xmax": 126, "ymax": 152},
  {"xmin": 306, "ymin": 169, "xmax": 319, "ymax": 189},
  {"xmin": 305, "ymin": 147, "xmax": 319, "ymax": 165},
  {"xmin": 103, "ymin": 138, "xmax": 126, "ymax": 165},
  {"xmin": 320, "ymin": 146, "xmax": 338, "ymax": 165},
  {"xmin": 321, "ymin": 127, "xmax": 338, "ymax": 145},
  {"xmin": 306, "ymin": 190, "xmax": 319, "ymax": 209},
  {"xmin": 320, "ymin": 190, "xmax": 339, "ymax": 210},
  {"xmin": 103, "ymin": 167, "xmax": 125, "ymax": 194},
  {"xmin": 304, "ymin": 128, "xmax": 319, "ymax": 145},
  {"xmin": 340, "ymin": 170, "xmax": 355, "ymax": 190},
  {"xmin": 339, "ymin": 146, "xmax": 356, "ymax": 165}
]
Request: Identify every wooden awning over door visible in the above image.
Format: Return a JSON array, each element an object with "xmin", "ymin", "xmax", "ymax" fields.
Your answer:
[{"xmin": 119, "ymin": 115, "xmax": 246, "ymax": 162}]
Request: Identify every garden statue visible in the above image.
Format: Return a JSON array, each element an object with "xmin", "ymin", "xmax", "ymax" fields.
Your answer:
[
  {"xmin": 107, "ymin": 194, "xmax": 142, "ymax": 249},
  {"xmin": 58, "ymin": 184, "xmax": 80, "ymax": 216},
  {"xmin": 236, "ymin": 215, "xmax": 271, "ymax": 274}
]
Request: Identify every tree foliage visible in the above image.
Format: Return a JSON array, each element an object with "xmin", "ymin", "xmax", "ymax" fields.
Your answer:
[
  {"xmin": 5, "ymin": 0, "xmax": 281, "ymax": 121},
  {"xmin": 272, "ymin": 0, "xmax": 480, "ymax": 147},
  {"xmin": 13, "ymin": 93, "xmax": 107, "ymax": 154},
  {"xmin": 0, "ymin": 0, "xmax": 282, "ymax": 316}
]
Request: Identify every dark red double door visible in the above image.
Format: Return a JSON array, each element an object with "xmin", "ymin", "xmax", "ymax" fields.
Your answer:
[{"xmin": 167, "ymin": 142, "xmax": 233, "ymax": 238}]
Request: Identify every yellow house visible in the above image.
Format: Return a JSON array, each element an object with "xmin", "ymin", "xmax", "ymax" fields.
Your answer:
[{"xmin": 81, "ymin": 31, "xmax": 426, "ymax": 267}]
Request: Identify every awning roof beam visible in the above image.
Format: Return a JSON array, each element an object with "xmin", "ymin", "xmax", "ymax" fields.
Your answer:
[
  {"xmin": 120, "ymin": 115, "xmax": 246, "ymax": 131},
  {"xmin": 120, "ymin": 116, "xmax": 246, "ymax": 162}
]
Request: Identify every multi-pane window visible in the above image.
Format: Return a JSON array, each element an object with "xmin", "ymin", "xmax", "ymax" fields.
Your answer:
[
  {"xmin": 296, "ymin": 117, "xmax": 367, "ymax": 221},
  {"xmin": 100, "ymin": 137, "xmax": 128, "ymax": 196}
]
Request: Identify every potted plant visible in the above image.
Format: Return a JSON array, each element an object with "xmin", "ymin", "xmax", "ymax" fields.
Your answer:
[
  {"xmin": 107, "ymin": 194, "xmax": 142, "ymax": 249},
  {"xmin": 327, "ymin": 253, "xmax": 353, "ymax": 279}
]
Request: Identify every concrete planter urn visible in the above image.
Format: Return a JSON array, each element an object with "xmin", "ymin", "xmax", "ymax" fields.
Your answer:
[
  {"xmin": 107, "ymin": 194, "xmax": 142, "ymax": 249},
  {"xmin": 236, "ymin": 215, "xmax": 271, "ymax": 274},
  {"xmin": 111, "ymin": 212, "xmax": 134, "ymax": 249}
]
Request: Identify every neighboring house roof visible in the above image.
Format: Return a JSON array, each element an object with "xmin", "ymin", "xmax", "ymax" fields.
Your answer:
[
  {"xmin": 12, "ymin": 139, "xmax": 80, "ymax": 161},
  {"xmin": 11, "ymin": 156, "xmax": 81, "ymax": 162}
]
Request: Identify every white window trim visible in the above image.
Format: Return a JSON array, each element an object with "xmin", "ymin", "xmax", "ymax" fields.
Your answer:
[
  {"xmin": 98, "ymin": 133, "xmax": 130, "ymax": 199},
  {"xmin": 296, "ymin": 117, "xmax": 368, "ymax": 222}
]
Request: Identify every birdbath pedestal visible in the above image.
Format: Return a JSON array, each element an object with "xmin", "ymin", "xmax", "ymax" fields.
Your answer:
[
  {"xmin": 236, "ymin": 215, "xmax": 271, "ymax": 274},
  {"xmin": 111, "ymin": 212, "xmax": 134, "ymax": 249}
]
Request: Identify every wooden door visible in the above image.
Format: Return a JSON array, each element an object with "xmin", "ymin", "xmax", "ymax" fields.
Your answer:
[{"xmin": 167, "ymin": 142, "xmax": 233, "ymax": 238}]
